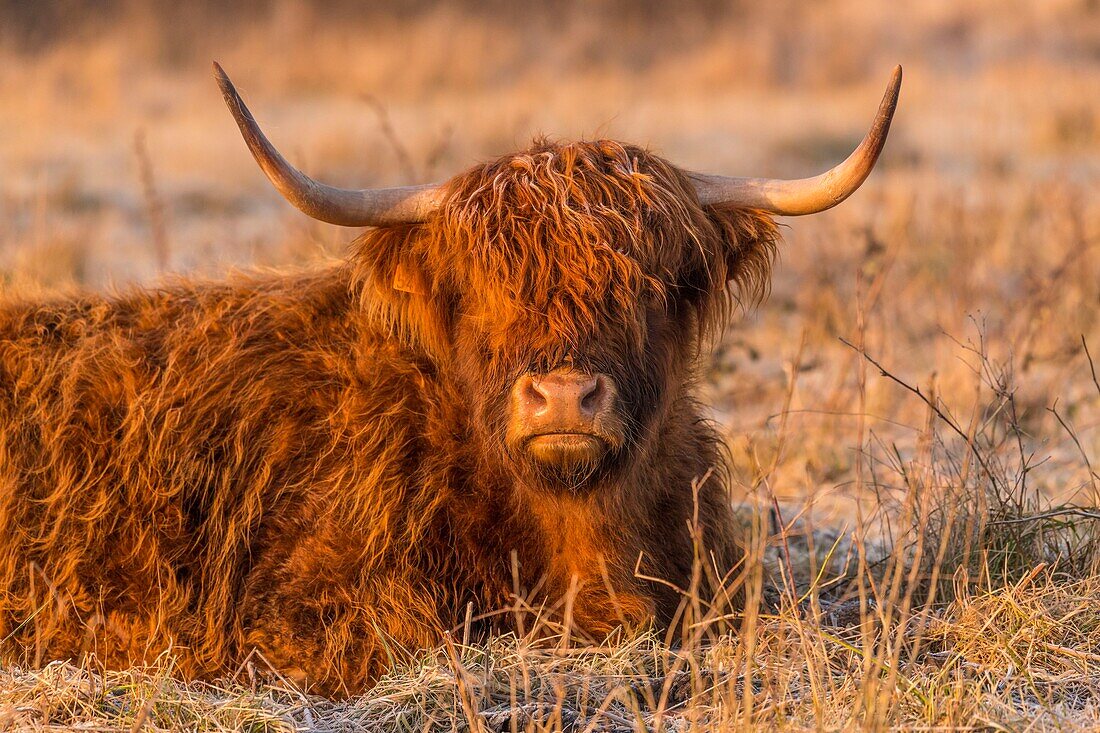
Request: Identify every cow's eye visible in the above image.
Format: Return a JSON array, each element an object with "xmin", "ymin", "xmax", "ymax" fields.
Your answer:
[{"xmin": 675, "ymin": 262, "xmax": 711, "ymax": 297}]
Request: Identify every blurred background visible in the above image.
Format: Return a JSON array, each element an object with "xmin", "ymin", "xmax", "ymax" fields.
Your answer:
[{"xmin": 0, "ymin": 0, "xmax": 1097, "ymax": 524}]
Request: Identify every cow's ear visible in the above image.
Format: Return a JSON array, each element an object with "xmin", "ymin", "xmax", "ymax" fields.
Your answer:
[
  {"xmin": 709, "ymin": 207, "xmax": 781, "ymax": 307},
  {"xmin": 391, "ymin": 262, "xmax": 428, "ymax": 296},
  {"xmin": 352, "ymin": 228, "xmax": 454, "ymax": 359}
]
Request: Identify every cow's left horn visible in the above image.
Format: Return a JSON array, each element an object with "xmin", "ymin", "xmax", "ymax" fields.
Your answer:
[
  {"xmin": 214, "ymin": 62, "xmax": 443, "ymax": 227},
  {"xmin": 689, "ymin": 65, "xmax": 902, "ymax": 216}
]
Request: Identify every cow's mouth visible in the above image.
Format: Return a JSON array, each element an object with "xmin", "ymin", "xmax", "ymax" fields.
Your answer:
[{"xmin": 524, "ymin": 432, "xmax": 608, "ymax": 470}]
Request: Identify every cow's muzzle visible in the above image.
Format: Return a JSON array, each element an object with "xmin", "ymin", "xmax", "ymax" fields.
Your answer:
[{"xmin": 507, "ymin": 367, "xmax": 621, "ymax": 472}]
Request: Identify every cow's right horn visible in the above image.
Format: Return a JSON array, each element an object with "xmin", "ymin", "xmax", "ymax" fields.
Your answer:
[{"xmin": 214, "ymin": 62, "xmax": 443, "ymax": 227}]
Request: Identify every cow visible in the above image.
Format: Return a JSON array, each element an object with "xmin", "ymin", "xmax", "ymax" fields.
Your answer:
[{"xmin": 0, "ymin": 63, "xmax": 900, "ymax": 696}]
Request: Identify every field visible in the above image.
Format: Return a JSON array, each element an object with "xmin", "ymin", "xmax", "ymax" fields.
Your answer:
[{"xmin": 1, "ymin": 1, "xmax": 1099, "ymax": 730}]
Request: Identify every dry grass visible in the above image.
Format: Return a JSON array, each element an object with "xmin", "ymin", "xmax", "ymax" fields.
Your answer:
[
  {"xmin": 7, "ymin": 577, "xmax": 1100, "ymax": 733},
  {"xmin": 2, "ymin": 1, "xmax": 1100, "ymax": 730}
]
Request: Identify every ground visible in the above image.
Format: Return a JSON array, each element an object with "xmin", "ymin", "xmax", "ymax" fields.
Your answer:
[{"xmin": 1, "ymin": 1, "xmax": 1099, "ymax": 730}]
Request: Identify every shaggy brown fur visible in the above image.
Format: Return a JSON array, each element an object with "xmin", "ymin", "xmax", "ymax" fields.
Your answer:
[{"xmin": 0, "ymin": 139, "xmax": 778, "ymax": 696}]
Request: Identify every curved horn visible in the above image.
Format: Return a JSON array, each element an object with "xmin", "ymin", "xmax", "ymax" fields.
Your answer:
[
  {"xmin": 213, "ymin": 62, "xmax": 443, "ymax": 227},
  {"xmin": 690, "ymin": 65, "xmax": 902, "ymax": 216}
]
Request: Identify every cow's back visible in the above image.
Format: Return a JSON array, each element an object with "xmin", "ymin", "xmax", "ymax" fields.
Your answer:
[{"xmin": 0, "ymin": 265, "xmax": 438, "ymax": 676}]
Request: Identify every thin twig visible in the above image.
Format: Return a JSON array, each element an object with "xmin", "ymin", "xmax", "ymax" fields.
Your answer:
[
  {"xmin": 1084, "ymin": 336, "xmax": 1100, "ymax": 398},
  {"xmin": 990, "ymin": 507, "xmax": 1100, "ymax": 526},
  {"xmin": 840, "ymin": 337, "xmax": 1001, "ymax": 492},
  {"xmin": 1049, "ymin": 401, "xmax": 1100, "ymax": 497},
  {"xmin": 362, "ymin": 94, "xmax": 418, "ymax": 182},
  {"xmin": 133, "ymin": 129, "xmax": 170, "ymax": 272}
]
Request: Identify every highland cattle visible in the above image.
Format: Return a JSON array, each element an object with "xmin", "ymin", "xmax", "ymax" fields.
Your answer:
[{"xmin": 0, "ymin": 64, "xmax": 900, "ymax": 695}]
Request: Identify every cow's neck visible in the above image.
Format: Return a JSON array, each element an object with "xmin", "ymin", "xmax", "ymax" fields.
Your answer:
[
  {"xmin": 510, "ymin": 465, "xmax": 657, "ymax": 631},
  {"xmin": 524, "ymin": 489, "xmax": 619, "ymax": 583}
]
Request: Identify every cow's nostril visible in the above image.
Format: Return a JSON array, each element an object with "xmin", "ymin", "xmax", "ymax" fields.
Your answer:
[
  {"xmin": 580, "ymin": 377, "xmax": 604, "ymax": 414},
  {"xmin": 524, "ymin": 379, "xmax": 548, "ymax": 410}
]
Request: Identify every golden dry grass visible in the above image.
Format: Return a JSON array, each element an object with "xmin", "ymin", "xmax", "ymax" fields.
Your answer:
[{"xmin": 1, "ymin": 1, "xmax": 1099, "ymax": 730}]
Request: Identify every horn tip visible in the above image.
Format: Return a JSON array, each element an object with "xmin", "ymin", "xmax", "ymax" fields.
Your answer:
[
  {"xmin": 212, "ymin": 62, "xmax": 248, "ymax": 120},
  {"xmin": 214, "ymin": 61, "xmax": 234, "ymax": 91},
  {"xmin": 212, "ymin": 62, "xmax": 238, "ymax": 100},
  {"xmin": 881, "ymin": 65, "xmax": 903, "ymax": 115}
]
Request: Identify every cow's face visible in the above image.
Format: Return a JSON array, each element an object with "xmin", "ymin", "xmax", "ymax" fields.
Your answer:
[{"xmin": 365, "ymin": 141, "xmax": 778, "ymax": 492}]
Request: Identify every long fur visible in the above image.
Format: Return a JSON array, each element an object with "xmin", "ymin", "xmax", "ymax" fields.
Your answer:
[{"xmin": 0, "ymin": 139, "xmax": 779, "ymax": 695}]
